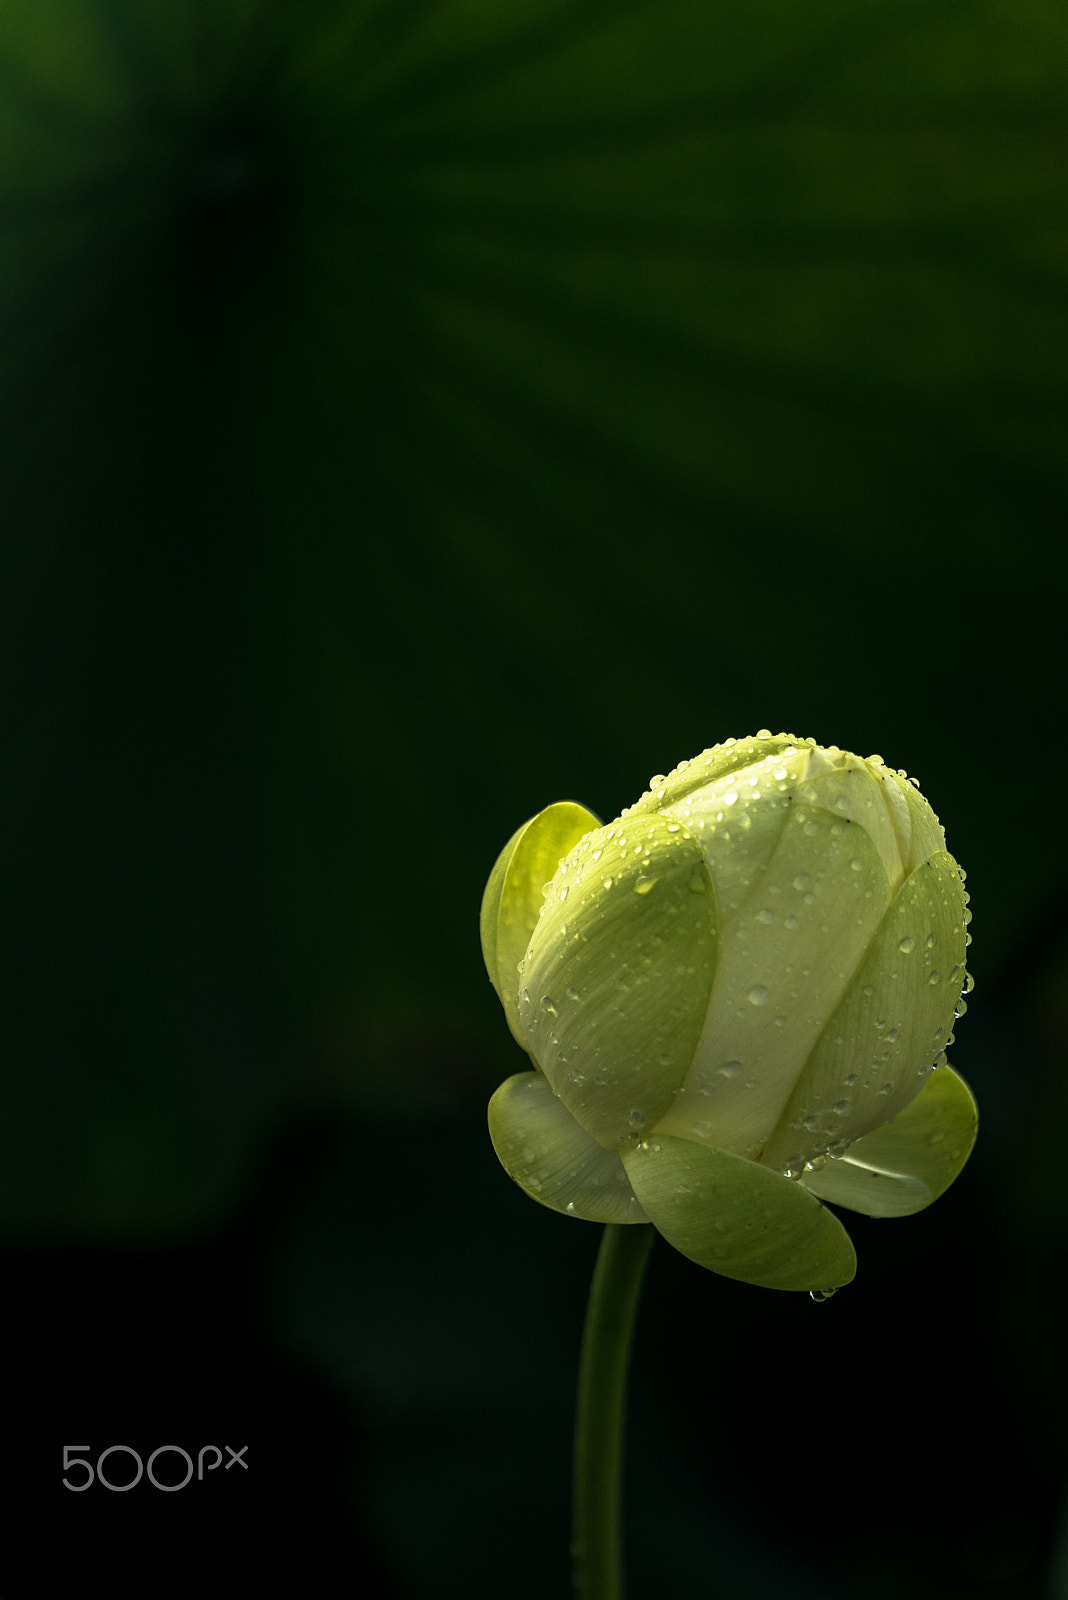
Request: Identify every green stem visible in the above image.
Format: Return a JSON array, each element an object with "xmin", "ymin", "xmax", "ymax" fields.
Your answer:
[{"xmin": 572, "ymin": 1222, "xmax": 655, "ymax": 1600}]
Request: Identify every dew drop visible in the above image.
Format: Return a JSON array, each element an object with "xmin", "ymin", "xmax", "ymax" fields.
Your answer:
[
  {"xmin": 810, "ymin": 1288, "xmax": 838, "ymax": 1303},
  {"xmin": 541, "ymin": 995, "xmax": 558, "ymax": 1016},
  {"xmin": 748, "ymin": 985, "xmax": 770, "ymax": 1006},
  {"xmin": 719, "ymin": 1059, "xmax": 743, "ymax": 1079},
  {"xmin": 792, "ymin": 873, "xmax": 811, "ymax": 892},
  {"xmin": 897, "ymin": 936, "xmax": 916, "ymax": 954}
]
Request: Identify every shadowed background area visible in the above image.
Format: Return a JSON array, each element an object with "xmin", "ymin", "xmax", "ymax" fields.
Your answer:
[{"xmin": 1, "ymin": 2, "xmax": 1065, "ymax": 1595}]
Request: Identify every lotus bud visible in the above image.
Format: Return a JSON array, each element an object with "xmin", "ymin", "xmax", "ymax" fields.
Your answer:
[{"xmin": 481, "ymin": 732, "xmax": 977, "ymax": 1292}]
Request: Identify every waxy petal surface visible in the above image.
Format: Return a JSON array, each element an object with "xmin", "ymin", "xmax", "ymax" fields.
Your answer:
[
  {"xmin": 659, "ymin": 798, "xmax": 889, "ymax": 1163},
  {"xmin": 630, "ymin": 734, "xmax": 804, "ymax": 818}
]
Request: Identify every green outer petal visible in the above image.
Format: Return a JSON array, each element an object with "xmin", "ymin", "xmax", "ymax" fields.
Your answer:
[
  {"xmin": 488, "ymin": 1072, "xmax": 648, "ymax": 1224},
  {"xmin": 631, "ymin": 734, "xmax": 806, "ymax": 817},
  {"xmin": 763, "ymin": 850, "xmax": 967, "ymax": 1174},
  {"xmin": 519, "ymin": 811, "xmax": 718, "ymax": 1149},
  {"xmin": 480, "ymin": 801, "xmax": 600, "ymax": 1048},
  {"xmin": 799, "ymin": 1064, "xmax": 978, "ymax": 1217},
  {"xmin": 621, "ymin": 1134, "xmax": 856, "ymax": 1291}
]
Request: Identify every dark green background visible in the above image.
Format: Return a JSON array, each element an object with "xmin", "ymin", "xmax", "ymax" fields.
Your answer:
[{"xmin": 2, "ymin": 2, "xmax": 1065, "ymax": 1595}]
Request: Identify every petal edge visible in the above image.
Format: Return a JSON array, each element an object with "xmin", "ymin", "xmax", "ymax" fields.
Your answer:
[
  {"xmin": 799, "ymin": 1064, "xmax": 978, "ymax": 1218},
  {"xmin": 488, "ymin": 1072, "xmax": 648, "ymax": 1224},
  {"xmin": 622, "ymin": 1134, "xmax": 856, "ymax": 1291}
]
